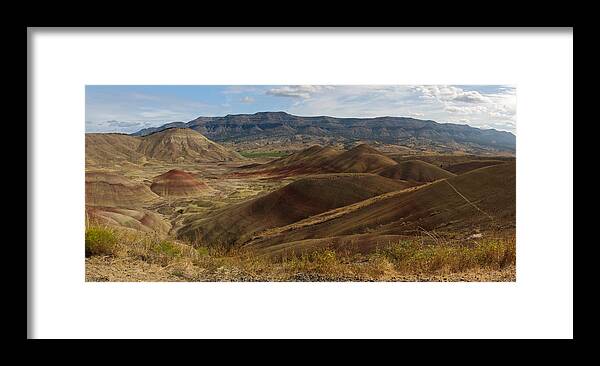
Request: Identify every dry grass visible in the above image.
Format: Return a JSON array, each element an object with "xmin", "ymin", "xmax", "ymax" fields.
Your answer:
[
  {"xmin": 85, "ymin": 224, "xmax": 515, "ymax": 281},
  {"xmin": 372, "ymin": 238, "xmax": 516, "ymax": 274}
]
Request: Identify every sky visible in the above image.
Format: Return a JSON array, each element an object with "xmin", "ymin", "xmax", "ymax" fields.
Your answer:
[{"xmin": 85, "ymin": 85, "xmax": 516, "ymax": 134}]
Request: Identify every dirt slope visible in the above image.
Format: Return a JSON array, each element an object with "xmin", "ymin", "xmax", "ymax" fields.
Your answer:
[
  {"xmin": 444, "ymin": 160, "xmax": 507, "ymax": 174},
  {"xmin": 325, "ymin": 144, "xmax": 397, "ymax": 173},
  {"xmin": 177, "ymin": 173, "xmax": 412, "ymax": 246},
  {"xmin": 86, "ymin": 206, "xmax": 171, "ymax": 236},
  {"xmin": 137, "ymin": 128, "xmax": 243, "ymax": 163},
  {"xmin": 85, "ymin": 133, "xmax": 145, "ymax": 167},
  {"xmin": 85, "ymin": 171, "xmax": 160, "ymax": 207},
  {"xmin": 150, "ymin": 169, "xmax": 209, "ymax": 197},
  {"xmin": 86, "ymin": 128, "xmax": 243, "ymax": 167},
  {"xmin": 241, "ymin": 144, "xmax": 397, "ymax": 176},
  {"xmin": 244, "ymin": 162, "xmax": 516, "ymax": 251},
  {"xmin": 377, "ymin": 160, "xmax": 455, "ymax": 182}
]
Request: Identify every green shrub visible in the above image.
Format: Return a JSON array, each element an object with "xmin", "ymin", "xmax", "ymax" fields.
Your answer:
[
  {"xmin": 154, "ymin": 240, "xmax": 183, "ymax": 258},
  {"xmin": 85, "ymin": 227, "xmax": 119, "ymax": 257},
  {"xmin": 195, "ymin": 246, "xmax": 209, "ymax": 257}
]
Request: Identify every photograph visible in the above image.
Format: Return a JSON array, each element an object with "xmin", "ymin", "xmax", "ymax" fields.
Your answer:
[
  {"xmin": 29, "ymin": 27, "xmax": 572, "ymax": 339},
  {"xmin": 85, "ymin": 85, "xmax": 516, "ymax": 282}
]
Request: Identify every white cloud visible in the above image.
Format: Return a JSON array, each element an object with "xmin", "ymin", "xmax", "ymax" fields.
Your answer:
[
  {"xmin": 240, "ymin": 96, "xmax": 255, "ymax": 104},
  {"xmin": 445, "ymin": 105, "xmax": 488, "ymax": 114},
  {"xmin": 106, "ymin": 120, "xmax": 142, "ymax": 128},
  {"xmin": 413, "ymin": 85, "xmax": 491, "ymax": 104},
  {"xmin": 266, "ymin": 85, "xmax": 332, "ymax": 99},
  {"xmin": 286, "ymin": 85, "xmax": 420, "ymax": 117}
]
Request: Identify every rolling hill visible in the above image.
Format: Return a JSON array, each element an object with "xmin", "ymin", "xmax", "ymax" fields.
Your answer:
[
  {"xmin": 86, "ymin": 206, "xmax": 172, "ymax": 237},
  {"xmin": 177, "ymin": 173, "xmax": 413, "ymax": 246},
  {"xmin": 241, "ymin": 144, "xmax": 398, "ymax": 176},
  {"xmin": 240, "ymin": 162, "xmax": 516, "ymax": 253},
  {"xmin": 86, "ymin": 128, "xmax": 243, "ymax": 167},
  {"xmin": 241, "ymin": 145, "xmax": 341, "ymax": 175},
  {"xmin": 325, "ymin": 144, "xmax": 397, "ymax": 173},
  {"xmin": 85, "ymin": 171, "xmax": 160, "ymax": 207},
  {"xmin": 136, "ymin": 128, "xmax": 243, "ymax": 163},
  {"xmin": 443, "ymin": 160, "xmax": 507, "ymax": 174},
  {"xmin": 150, "ymin": 169, "xmax": 210, "ymax": 197},
  {"xmin": 390, "ymin": 154, "xmax": 515, "ymax": 169},
  {"xmin": 85, "ymin": 133, "xmax": 146, "ymax": 167},
  {"xmin": 377, "ymin": 160, "xmax": 456, "ymax": 182}
]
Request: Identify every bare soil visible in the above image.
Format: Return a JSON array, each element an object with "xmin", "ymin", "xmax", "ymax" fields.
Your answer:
[{"xmin": 86, "ymin": 257, "xmax": 515, "ymax": 282}]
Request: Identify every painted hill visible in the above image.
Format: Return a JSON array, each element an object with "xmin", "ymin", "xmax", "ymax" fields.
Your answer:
[
  {"xmin": 390, "ymin": 154, "xmax": 515, "ymax": 169},
  {"xmin": 253, "ymin": 145, "xmax": 341, "ymax": 175},
  {"xmin": 86, "ymin": 206, "xmax": 171, "ymax": 237},
  {"xmin": 177, "ymin": 173, "xmax": 412, "ymax": 246},
  {"xmin": 243, "ymin": 162, "xmax": 516, "ymax": 253},
  {"xmin": 85, "ymin": 133, "xmax": 146, "ymax": 167},
  {"xmin": 132, "ymin": 111, "xmax": 516, "ymax": 153},
  {"xmin": 136, "ymin": 128, "xmax": 243, "ymax": 163},
  {"xmin": 326, "ymin": 144, "xmax": 398, "ymax": 173},
  {"xmin": 444, "ymin": 160, "xmax": 507, "ymax": 175},
  {"xmin": 85, "ymin": 171, "xmax": 159, "ymax": 207},
  {"xmin": 377, "ymin": 160, "xmax": 455, "ymax": 182},
  {"xmin": 86, "ymin": 128, "xmax": 243, "ymax": 167},
  {"xmin": 242, "ymin": 144, "xmax": 397, "ymax": 176},
  {"xmin": 150, "ymin": 169, "xmax": 209, "ymax": 197},
  {"xmin": 270, "ymin": 145, "xmax": 340, "ymax": 168}
]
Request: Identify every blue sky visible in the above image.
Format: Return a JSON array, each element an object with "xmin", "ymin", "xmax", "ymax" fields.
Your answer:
[{"xmin": 86, "ymin": 85, "xmax": 516, "ymax": 134}]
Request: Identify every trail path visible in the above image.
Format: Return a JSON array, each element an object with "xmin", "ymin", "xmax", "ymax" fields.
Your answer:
[{"xmin": 444, "ymin": 179, "xmax": 494, "ymax": 220}]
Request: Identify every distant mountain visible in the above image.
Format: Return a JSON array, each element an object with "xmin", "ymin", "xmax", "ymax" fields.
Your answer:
[
  {"xmin": 131, "ymin": 111, "xmax": 516, "ymax": 152},
  {"xmin": 131, "ymin": 121, "xmax": 187, "ymax": 137}
]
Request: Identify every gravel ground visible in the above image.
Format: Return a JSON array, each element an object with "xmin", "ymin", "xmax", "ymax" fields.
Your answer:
[{"xmin": 86, "ymin": 257, "xmax": 515, "ymax": 282}]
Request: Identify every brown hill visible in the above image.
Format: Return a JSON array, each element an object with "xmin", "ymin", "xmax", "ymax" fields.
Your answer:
[
  {"xmin": 177, "ymin": 173, "xmax": 412, "ymax": 246},
  {"xmin": 85, "ymin": 171, "xmax": 159, "ymax": 207},
  {"xmin": 86, "ymin": 128, "xmax": 243, "ymax": 167},
  {"xmin": 86, "ymin": 206, "xmax": 171, "ymax": 236},
  {"xmin": 390, "ymin": 154, "xmax": 515, "ymax": 169},
  {"xmin": 273, "ymin": 145, "xmax": 340, "ymax": 168},
  {"xmin": 242, "ymin": 144, "xmax": 396, "ymax": 176},
  {"xmin": 325, "ymin": 144, "xmax": 397, "ymax": 173},
  {"xmin": 244, "ymin": 145, "xmax": 341, "ymax": 175},
  {"xmin": 136, "ymin": 128, "xmax": 243, "ymax": 163},
  {"xmin": 150, "ymin": 169, "xmax": 209, "ymax": 197},
  {"xmin": 444, "ymin": 160, "xmax": 507, "ymax": 175},
  {"xmin": 85, "ymin": 133, "xmax": 145, "ymax": 167},
  {"xmin": 377, "ymin": 160, "xmax": 455, "ymax": 182},
  {"xmin": 244, "ymin": 162, "xmax": 516, "ymax": 253}
]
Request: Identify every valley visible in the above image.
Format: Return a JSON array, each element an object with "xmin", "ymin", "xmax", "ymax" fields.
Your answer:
[{"xmin": 85, "ymin": 115, "xmax": 516, "ymax": 282}]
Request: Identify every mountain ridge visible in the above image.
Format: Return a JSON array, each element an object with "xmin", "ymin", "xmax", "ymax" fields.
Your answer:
[{"xmin": 131, "ymin": 111, "xmax": 516, "ymax": 153}]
